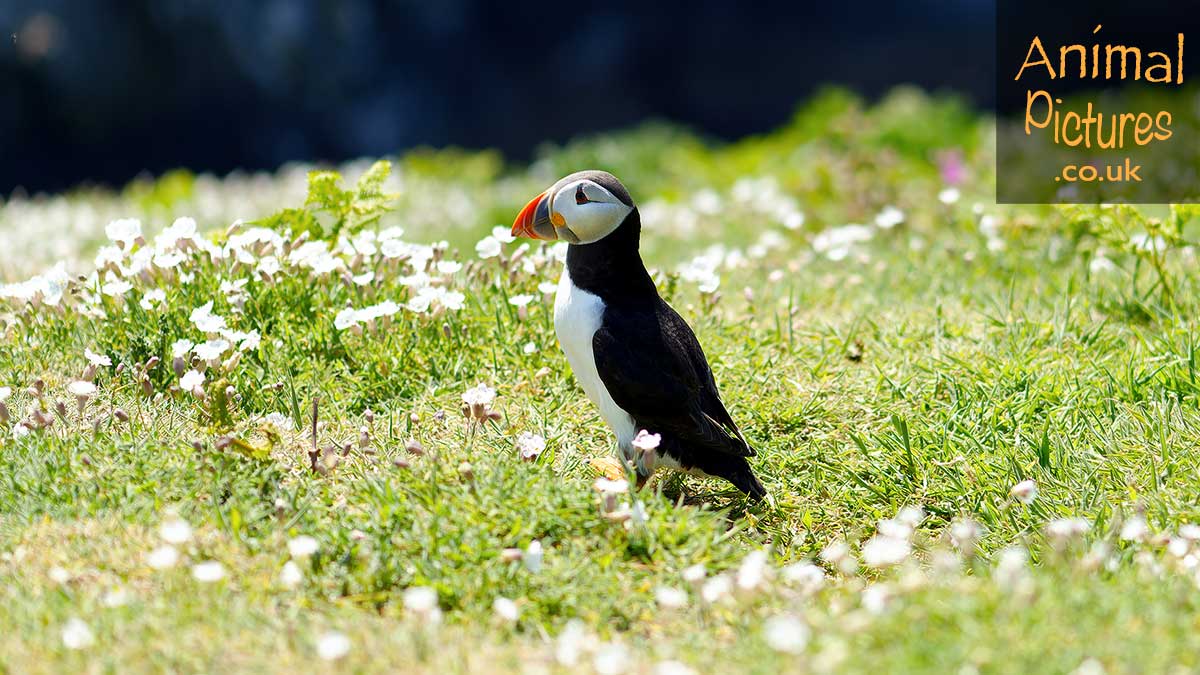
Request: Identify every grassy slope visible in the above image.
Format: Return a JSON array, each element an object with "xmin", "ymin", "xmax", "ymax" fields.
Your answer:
[{"xmin": 2, "ymin": 88, "xmax": 1200, "ymax": 673}]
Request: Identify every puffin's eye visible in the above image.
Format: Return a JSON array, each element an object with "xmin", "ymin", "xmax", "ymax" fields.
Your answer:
[{"xmin": 575, "ymin": 185, "xmax": 589, "ymax": 205}]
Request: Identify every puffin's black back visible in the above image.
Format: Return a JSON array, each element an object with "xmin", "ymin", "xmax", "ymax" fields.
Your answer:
[{"xmin": 564, "ymin": 201, "xmax": 766, "ymax": 500}]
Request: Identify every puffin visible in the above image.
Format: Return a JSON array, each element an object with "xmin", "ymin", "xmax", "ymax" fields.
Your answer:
[{"xmin": 511, "ymin": 170, "xmax": 766, "ymax": 500}]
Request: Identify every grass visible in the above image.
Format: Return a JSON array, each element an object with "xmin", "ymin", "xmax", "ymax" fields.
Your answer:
[{"xmin": 2, "ymin": 87, "xmax": 1200, "ymax": 673}]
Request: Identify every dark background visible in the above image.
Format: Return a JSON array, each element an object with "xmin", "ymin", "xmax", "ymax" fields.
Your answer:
[{"xmin": 1, "ymin": 0, "xmax": 996, "ymax": 195}]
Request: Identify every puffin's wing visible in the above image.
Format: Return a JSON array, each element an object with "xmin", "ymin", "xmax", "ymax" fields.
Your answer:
[{"xmin": 591, "ymin": 315, "xmax": 753, "ymax": 458}]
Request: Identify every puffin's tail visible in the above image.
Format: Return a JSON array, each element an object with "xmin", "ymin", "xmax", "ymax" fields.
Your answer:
[{"xmin": 728, "ymin": 463, "xmax": 768, "ymax": 502}]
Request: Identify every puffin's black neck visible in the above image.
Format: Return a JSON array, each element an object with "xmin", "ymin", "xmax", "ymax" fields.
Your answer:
[{"xmin": 565, "ymin": 209, "xmax": 657, "ymax": 302}]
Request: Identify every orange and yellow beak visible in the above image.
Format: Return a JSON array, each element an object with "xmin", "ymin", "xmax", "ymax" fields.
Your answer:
[{"xmin": 511, "ymin": 190, "xmax": 559, "ymax": 240}]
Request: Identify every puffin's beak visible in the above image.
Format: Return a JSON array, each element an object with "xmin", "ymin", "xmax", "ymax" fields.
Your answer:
[{"xmin": 512, "ymin": 190, "xmax": 558, "ymax": 241}]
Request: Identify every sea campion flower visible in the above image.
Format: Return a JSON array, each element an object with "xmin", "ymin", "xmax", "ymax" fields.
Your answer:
[
  {"xmin": 1045, "ymin": 517, "xmax": 1090, "ymax": 545},
  {"xmin": 700, "ymin": 574, "xmax": 732, "ymax": 603},
  {"xmin": 763, "ymin": 614, "xmax": 809, "ymax": 654},
  {"xmin": 61, "ymin": 618, "xmax": 95, "ymax": 650},
  {"xmin": 524, "ymin": 540, "xmax": 544, "ymax": 573},
  {"xmin": 493, "ymin": 597, "xmax": 520, "ymax": 623},
  {"xmin": 160, "ymin": 516, "xmax": 193, "ymax": 544},
  {"xmin": 516, "ymin": 432, "xmax": 546, "ymax": 461},
  {"xmin": 861, "ymin": 534, "xmax": 911, "ymax": 568},
  {"xmin": 874, "ymin": 205, "xmax": 905, "ymax": 229},
  {"xmin": 180, "ymin": 370, "xmax": 206, "ymax": 396},
  {"xmin": 147, "ymin": 545, "xmax": 179, "ymax": 569},
  {"xmin": 781, "ymin": 562, "xmax": 826, "ymax": 595},
  {"xmin": 1120, "ymin": 515, "xmax": 1149, "ymax": 542},
  {"xmin": 949, "ymin": 517, "xmax": 983, "ymax": 554},
  {"xmin": 475, "ymin": 236, "xmax": 502, "ymax": 259},
  {"xmin": 1010, "ymin": 479, "xmax": 1038, "ymax": 504},
  {"xmin": 461, "ymin": 383, "xmax": 498, "ymax": 421},
  {"xmin": 288, "ymin": 535, "xmax": 319, "ymax": 558},
  {"xmin": 280, "ymin": 561, "xmax": 303, "ymax": 588},
  {"xmin": 736, "ymin": 549, "xmax": 770, "ymax": 593},
  {"xmin": 191, "ymin": 561, "xmax": 226, "ymax": 582},
  {"xmin": 316, "ymin": 631, "xmax": 351, "ymax": 661},
  {"xmin": 655, "ymin": 586, "xmax": 688, "ymax": 609}
]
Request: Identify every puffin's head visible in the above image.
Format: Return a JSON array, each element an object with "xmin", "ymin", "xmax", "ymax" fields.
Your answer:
[{"xmin": 511, "ymin": 170, "xmax": 634, "ymax": 244}]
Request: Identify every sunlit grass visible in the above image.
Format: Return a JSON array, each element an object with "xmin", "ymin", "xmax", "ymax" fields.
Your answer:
[{"xmin": 2, "ymin": 88, "xmax": 1200, "ymax": 673}]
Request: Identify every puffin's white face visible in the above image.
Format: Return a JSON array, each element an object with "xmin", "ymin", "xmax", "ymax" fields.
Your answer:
[{"xmin": 511, "ymin": 174, "xmax": 633, "ymax": 245}]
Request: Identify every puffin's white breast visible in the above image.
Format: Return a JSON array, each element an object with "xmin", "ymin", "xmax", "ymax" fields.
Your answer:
[{"xmin": 553, "ymin": 269, "xmax": 637, "ymax": 448}]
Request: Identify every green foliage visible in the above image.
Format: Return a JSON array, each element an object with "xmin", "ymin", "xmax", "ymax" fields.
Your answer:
[{"xmin": 257, "ymin": 160, "xmax": 398, "ymax": 241}]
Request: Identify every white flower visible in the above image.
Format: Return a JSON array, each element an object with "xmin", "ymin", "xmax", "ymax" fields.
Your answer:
[
  {"xmin": 700, "ymin": 574, "xmax": 732, "ymax": 603},
  {"xmin": 949, "ymin": 518, "xmax": 983, "ymax": 551},
  {"xmin": 189, "ymin": 301, "xmax": 227, "ymax": 333},
  {"xmin": 820, "ymin": 540, "xmax": 850, "ymax": 564},
  {"xmin": 140, "ymin": 288, "xmax": 167, "ymax": 310},
  {"xmin": 403, "ymin": 586, "xmax": 440, "ymax": 617},
  {"xmin": 147, "ymin": 545, "xmax": 179, "ymax": 569},
  {"xmin": 191, "ymin": 561, "xmax": 225, "ymax": 582},
  {"xmin": 593, "ymin": 642, "xmax": 630, "ymax": 675},
  {"xmin": 1045, "ymin": 517, "xmax": 1091, "ymax": 543},
  {"xmin": 508, "ymin": 294, "xmax": 535, "ymax": 307},
  {"xmin": 593, "ymin": 477, "xmax": 629, "ymax": 494},
  {"xmin": 436, "ymin": 260, "xmax": 462, "ymax": 275},
  {"xmin": 180, "ymin": 370, "xmax": 206, "ymax": 393},
  {"xmin": 522, "ymin": 342, "xmax": 537, "ymax": 355},
  {"xmin": 316, "ymin": 631, "xmax": 351, "ymax": 661},
  {"xmin": 288, "ymin": 535, "xmax": 319, "ymax": 558},
  {"xmin": 61, "ymin": 618, "xmax": 95, "ymax": 650},
  {"xmin": 334, "ymin": 308, "xmax": 361, "ymax": 330},
  {"xmin": 105, "ymin": 218, "xmax": 143, "ymax": 247},
  {"xmin": 475, "ymin": 236, "xmax": 502, "ymax": 259},
  {"xmin": 279, "ymin": 561, "xmax": 303, "ymax": 588},
  {"xmin": 160, "ymin": 517, "xmax": 193, "ymax": 544},
  {"xmin": 153, "ymin": 252, "xmax": 185, "ymax": 269},
  {"xmin": 492, "ymin": 225, "xmax": 518, "ymax": 244},
  {"xmin": 781, "ymin": 562, "xmax": 826, "ymax": 594},
  {"xmin": 938, "ymin": 187, "xmax": 961, "ymax": 205},
  {"xmin": 812, "ymin": 224, "xmax": 873, "ymax": 261},
  {"xmin": 861, "ymin": 535, "xmax": 911, "ymax": 568},
  {"xmin": 524, "ymin": 540, "xmax": 544, "ymax": 573},
  {"xmin": 1073, "ymin": 657, "xmax": 1107, "ymax": 675},
  {"xmin": 1120, "ymin": 515, "xmax": 1149, "ymax": 542},
  {"xmin": 0, "ymin": 386, "xmax": 10, "ymax": 402},
  {"xmin": 158, "ymin": 217, "xmax": 197, "ymax": 248},
  {"xmin": 994, "ymin": 546, "xmax": 1029, "ymax": 587},
  {"xmin": 193, "ymin": 339, "xmax": 230, "ymax": 362},
  {"xmin": 655, "ymin": 586, "xmax": 688, "ymax": 609},
  {"xmin": 1010, "ymin": 479, "xmax": 1038, "ymax": 504},
  {"xmin": 171, "ymin": 339, "xmax": 195, "ymax": 359},
  {"xmin": 763, "ymin": 614, "xmax": 809, "ymax": 654},
  {"xmin": 492, "ymin": 596, "xmax": 520, "ymax": 622},
  {"xmin": 874, "ymin": 205, "xmax": 905, "ymax": 229},
  {"xmin": 68, "ymin": 380, "xmax": 97, "ymax": 397},
  {"xmin": 461, "ymin": 383, "xmax": 497, "ymax": 407},
  {"xmin": 102, "ymin": 586, "xmax": 131, "ymax": 607},
  {"xmin": 516, "ymin": 432, "xmax": 546, "ymax": 461},
  {"xmin": 84, "ymin": 349, "xmax": 111, "ymax": 367},
  {"xmin": 632, "ymin": 430, "xmax": 661, "ymax": 452},
  {"xmin": 555, "ymin": 620, "xmax": 589, "ymax": 666},
  {"xmin": 681, "ymin": 563, "xmax": 707, "ymax": 585},
  {"xmin": 736, "ymin": 549, "xmax": 769, "ymax": 592},
  {"xmin": 862, "ymin": 584, "xmax": 892, "ymax": 614}
]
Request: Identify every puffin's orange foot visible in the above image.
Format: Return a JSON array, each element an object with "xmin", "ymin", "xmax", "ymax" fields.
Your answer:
[{"xmin": 587, "ymin": 456, "xmax": 626, "ymax": 481}]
